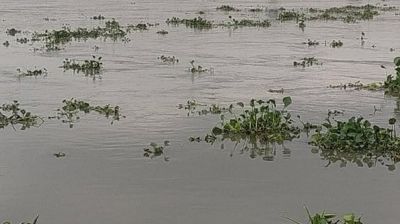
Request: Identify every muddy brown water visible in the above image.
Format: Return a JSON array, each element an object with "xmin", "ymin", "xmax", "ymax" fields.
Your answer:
[{"xmin": 1, "ymin": 0, "xmax": 400, "ymax": 223}]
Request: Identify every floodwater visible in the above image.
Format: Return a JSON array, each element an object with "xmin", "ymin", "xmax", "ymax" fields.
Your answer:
[{"xmin": 1, "ymin": 0, "xmax": 400, "ymax": 223}]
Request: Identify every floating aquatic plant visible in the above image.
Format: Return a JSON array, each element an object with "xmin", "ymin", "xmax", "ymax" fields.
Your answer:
[
  {"xmin": 330, "ymin": 40, "xmax": 343, "ymax": 48},
  {"xmin": 287, "ymin": 208, "xmax": 363, "ymax": 224},
  {"xmin": 32, "ymin": 19, "xmax": 129, "ymax": 50},
  {"xmin": 156, "ymin": 30, "xmax": 168, "ymax": 35},
  {"xmin": 17, "ymin": 68, "xmax": 47, "ymax": 77},
  {"xmin": 178, "ymin": 100, "xmax": 233, "ymax": 116},
  {"xmin": 166, "ymin": 17, "xmax": 213, "ymax": 29},
  {"xmin": 91, "ymin": 15, "xmax": 105, "ymax": 20},
  {"xmin": 383, "ymin": 57, "xmax": 400, "ymax": 96},
  {"xmin": 310, "ymin": 116, "xmax": 400, "ymax": 170},
  {"xmin": 293, "ymin": 57, "xmax": 321, "ymax": 67},
  {"xmin": 224, "ymin": 17, "xmax": 271, "ymax": 28},
  {"xmin": 6, "ymin": 28, "xmax": 21, "ymax": 36},
  {"xmin": 210, "ymin": 97, "xmax": 300, "ymax": 144},
  {"xmin": 62, "ymin": 56, "xmax": 103, "ymax": 76},
  {"xmin": 189, "ymin": 60, "xmax": 209, "ymax": 73},
  {"xmin": 0, "ymin": 101, "xmax": 43, "ymax": 130},
  {"xmin": 49, "ymin": 98, "xmax": 124, "ymax": 128},
  {"xmin": 143, "ymin": 141, "xmax": 170, "ymax": 161},
  {"xmin": 2, "ymin": 215, "xmax": 39, "ymax": 224},
  {"xmin": 303, "ymin": 39, "xmax": 319, "ymax": 46},
  {"xmin": 328, "ymin": 81, "xmax": 383, "ymax": 91},
  {"xmin": 158, "ymin": 55, "xmax": 179, "ymax": 64},
  {"xmin": 3, "ymin": 41, "xmax": 10, "ymax": 47},
  {"xmin": 216, "ymin": 5, "xmax": 240, "ymax": 12}
]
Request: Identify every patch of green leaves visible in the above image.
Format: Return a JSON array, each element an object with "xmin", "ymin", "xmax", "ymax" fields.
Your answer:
[{"xmin": 0, "ymin": 101, "xmax": 43, "ymax": 130}]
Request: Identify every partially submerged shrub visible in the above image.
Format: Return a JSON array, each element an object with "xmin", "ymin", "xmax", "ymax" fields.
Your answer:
[
  {"xmin": 303, "ymin": 39, "xmax": 319, "ymax": 46},
  {"xmin": 156, "ymin": 30, "xmax": 168, "ymax": 35},
  {"xmin": 0, "ymin": 101, "xmax": 43, "ymax": 130}
]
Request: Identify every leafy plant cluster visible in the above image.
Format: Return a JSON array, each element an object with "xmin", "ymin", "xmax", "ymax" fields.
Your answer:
[
  {"xmin": 166, "ymin": 17, "xmax": 213, "ymax": 29},
  {"xmin": 330, "ymin": 40, "xmax": 343, "ymax": 48},
  {"xmin": 216, "ymin": 5, "xmax": 240, "ymax": 12},
  {"xmin": 189, "ymin": 60, "xmax": 209, "ymax": 73},
  {"xmin": 158, "ymin": 55, "xmax": 179, "ymax": 64},
  {"xmin": 143, "ymin": 141, "xmax": 170, "ymax": 161},
  {"xmin": 49, "ymin": 98, "xmax": 124, "ymax": 128},
  {"xmin": 293, "ymin": 57, "xmax": 321, "ymax": 67},
  {"xmin": 288, "ymin": 208, "xmax": 363, "ymax": 224},
  {"xmin": 384, "ymin": 57, "xmax": 400, "ymax": 96},
  {"xmin": 178, "ymin": 100, "xmax": 233, "ymax": 116},
  {"xmin": 32, "ymin": 19, "xmax": 130, "ymax": 50},
  {"xmin": 211, "ymin": 97, "xmax": 300, "ymax": 144},
  {"xmin": 0, "ymin": 101, "xmax": 43, "ymax": 130},
  {"xmin": 62, "ymin": 56, "xmax": 103, "ymax": 76},
  {"xmin": 17, "ymin": 68, "xmax": 48, "ymax": 77},
  {"xmin": 278, "ymin": 4, "xmax": 396, "ymax": 23}
]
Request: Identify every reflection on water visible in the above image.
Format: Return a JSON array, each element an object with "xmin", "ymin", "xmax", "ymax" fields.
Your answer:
[{"xmin": 311, "ymin": 147, "xmax": 400, "ymax": 171}]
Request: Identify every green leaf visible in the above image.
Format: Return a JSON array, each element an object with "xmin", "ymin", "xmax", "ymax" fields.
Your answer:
[
  {"xmin": 283, "ymin": 96, "xmax": 292, "ymax": 108},
  {"xmin": 212, "ymin": 127, "xmax": 223, "ymax": 135},
  {"xmin": 394, "ymin": 57, "xmax": 400, "ymax": 66}
]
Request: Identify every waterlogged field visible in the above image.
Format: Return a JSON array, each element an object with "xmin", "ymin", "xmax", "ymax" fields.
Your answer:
[{"xmin": 1, "ymin": 0, "xmax": 400, "ymax": 223}]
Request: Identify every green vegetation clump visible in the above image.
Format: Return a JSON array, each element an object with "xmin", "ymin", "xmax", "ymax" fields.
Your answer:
[
  {"xmin": 158, "ymin": 55, "xmax": 179, "ymax": 64},
  {"xmin": 156, "ymin": 30, "xmax": 168, "ymax": 35},
  {"xmin": 216, "ymin": 5, "xmax": 240, "ymax": 12},
  {"xmin": 32, "ymin": 19, "xmax": 129, "ymax": 50},
  {"xmin": 303, "ymin": 39, "xmax": 319, "ymax": 46},
  {"xmin": 178, "ymin": 100, "xmax": 233, "ymax": 116},
  {"xmin": 2, "ymin": 216, "xmax": 39, "ymax": 224},
  {"xmin": 126, "ymin": 23, "xmax": 148, "ymax": 31},
  {"xmin": 293, "ymin": 57, "xmax": 321, "ymax": 67},
  {"xmin": 278, "ymin": 10, "xmax": 305, "ymax": 21},
  {"xmin": 91, "ymin": 15, "xmax": 105, "ymax": 20},
  {"xmin": 143, "ymin": 141, "xmax": 170, "ymax": 161},
  {"xmin": 166, "ymin": 17, "xmax": 213, "ymax": 29},
  {"xmin": 211, "ymin": 97, "xmax": 300, "ymax": 144},
  {"xmin": 17, "ymin": 68, "xmax": 47, "ymax": 77},
  {"xmin": 384, "ymin": 57, "xmax": 400, "ymax": 96},
  {"xmin": 288, "ymin": 208, "xmax": 363, "ymax": 224},
  {"xmin": 278, "ymin": 4, "xmax": 396, "ymax": 23},
  {"xmin": 6, "ymin": 28, "xmax": 21, "ymax": 36},
  {"xmin": 0, "ymin": 101, "xmax": 43, "ymax": 130},
  {"xmin": 311, "ymin": 116, "xmax": 400, "ymax": 151},
  {"xmin": 310, "ymin": 116, "xmax": 400, "ymax": 170},
  {"xmin": 328, "ymin": 81, "xmax": 383, "ymax": 91},
  {"xmin": 225, "ymin": 18, "xmax": 271, "ymax": 28},
  {"xmin": 330, "ymin": 40, "xmax": 343, "ymax": 48},
  {"xmin": 3, "ymin": 41, "xmax": 10, "ymax": 47},
  {"xmin": 16, "ymin": 37, "xmax": 29, "ymax": 44},
  {"xmin": 62, "ymin": 56, "xmax": 103, "ymax": 76},
  {"xmin": 49, "ymin": 98, "xmax": 124, "ymax": 128},
  {"xmin": 189, "ymin": 60, "xmax": 208, "ymax": 73}
]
